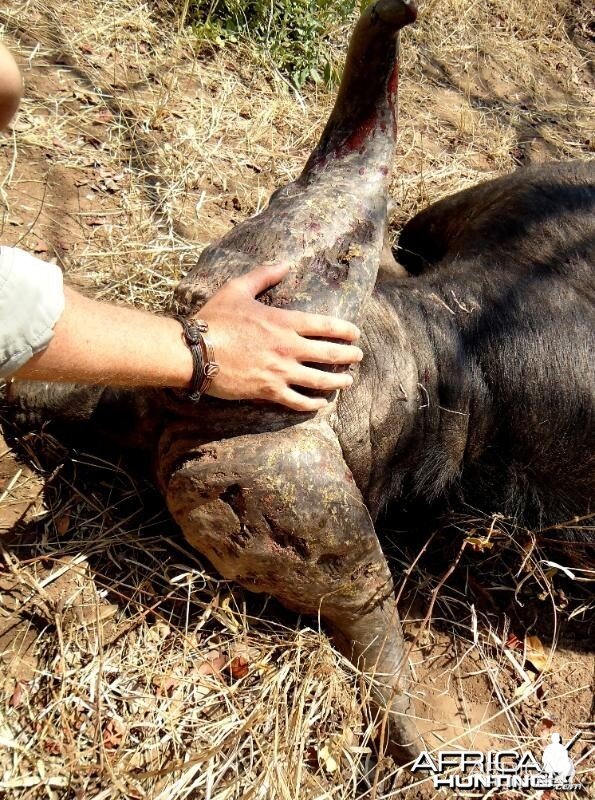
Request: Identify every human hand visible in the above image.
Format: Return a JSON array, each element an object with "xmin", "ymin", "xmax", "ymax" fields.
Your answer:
[{"xmin": 197, "ymin": 262, "xmax": 363, "ymax": 411}]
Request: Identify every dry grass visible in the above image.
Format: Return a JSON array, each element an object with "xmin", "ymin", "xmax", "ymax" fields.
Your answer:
[
  {"xmin": 1, "ymin": 434, "xmax": 592, "ymax": 798},
  {"xmin": 0, "ymin": 0, "xmax": 592, "ymax": 306},
  {"xmin": 0, "ymin": 0, "xmax": 594, "ymax": 797}
]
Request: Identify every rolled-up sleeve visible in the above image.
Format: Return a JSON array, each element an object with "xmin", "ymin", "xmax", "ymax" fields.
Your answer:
[{"xmin": 0, "ymin": 245, "xmax": 65, "ymax": 378}]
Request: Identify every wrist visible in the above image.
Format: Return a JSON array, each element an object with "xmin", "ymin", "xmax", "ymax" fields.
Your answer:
[
  {"xmin": 164, "ymin": 316, "xmax": 194, "ymax": 389},
  {"xmin": 175, "ymin": 315, "xmax": 220, "ymax": 400}
]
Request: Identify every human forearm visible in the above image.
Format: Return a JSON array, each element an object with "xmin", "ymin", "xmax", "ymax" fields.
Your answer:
[
  {"xmin": 15, "ymin": 287, "xmax": 193, "ymax": 388},
  {"xmin": 13, "ymin": 263, "xmax": 363, "ymax": 411}
]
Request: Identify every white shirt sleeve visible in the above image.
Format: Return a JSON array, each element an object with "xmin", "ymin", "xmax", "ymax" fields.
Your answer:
[{"xmin": 0, "ymin": 245, "xmax": 65, "ymax": 378}]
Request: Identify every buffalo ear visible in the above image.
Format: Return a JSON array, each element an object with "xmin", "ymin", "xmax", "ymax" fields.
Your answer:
[
  {"xmin": 380, "ymin": 218, "xmax": 409, "ymax": 281},
  {"xmin": 5, "ymin": 381, "xmax": 160, "ymax": 458},
  {"xmin": 6, "ymin": 381, "xmax": 105, "ymax": 428}
]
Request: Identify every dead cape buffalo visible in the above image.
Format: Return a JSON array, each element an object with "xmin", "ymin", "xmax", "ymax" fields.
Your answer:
[{"xmin": 6, "ymin": 0, "xmax": 594, "ymax": 762}]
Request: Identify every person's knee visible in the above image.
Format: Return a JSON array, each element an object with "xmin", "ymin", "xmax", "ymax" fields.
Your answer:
[{"xmin": 0, "ymin": 43, "xmax": 23, "ymax": 131}]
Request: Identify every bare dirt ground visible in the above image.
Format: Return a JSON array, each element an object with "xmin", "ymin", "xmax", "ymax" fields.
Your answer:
[{"xmin": 0, "ymin": 0, "xmax": 593, "ymax": 797}]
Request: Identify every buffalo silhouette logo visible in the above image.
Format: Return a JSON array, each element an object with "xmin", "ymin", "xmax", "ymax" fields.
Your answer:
[{"xmin": 542, "ymin": 732, "xmax": 578, "ymax": 783}]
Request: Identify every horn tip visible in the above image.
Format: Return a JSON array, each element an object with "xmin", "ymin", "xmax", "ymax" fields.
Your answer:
[{"xmin": 374, "ymin": 0, "xmax": 418, "ymax": 27}]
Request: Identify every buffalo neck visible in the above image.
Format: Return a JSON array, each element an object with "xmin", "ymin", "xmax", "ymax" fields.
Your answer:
[{"xmin": 336, "ymin": 276, "xmax": 488, "ymax": 515}]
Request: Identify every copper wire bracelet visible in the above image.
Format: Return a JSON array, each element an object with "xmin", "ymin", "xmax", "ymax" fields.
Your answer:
[{"xmin": 175, "ymin": 316, "xmax": 220, "ymax": 402}]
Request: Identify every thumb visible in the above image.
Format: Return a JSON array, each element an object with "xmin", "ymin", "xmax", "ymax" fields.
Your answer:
[{"xmin": 238, "ymin": 261, "xmax": 291, "ymax": 297}]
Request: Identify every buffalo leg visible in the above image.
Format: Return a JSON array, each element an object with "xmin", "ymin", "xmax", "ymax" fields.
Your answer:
[{"xmin": 162, "ymin": 419, "xmax": 424, "ymax": 760}]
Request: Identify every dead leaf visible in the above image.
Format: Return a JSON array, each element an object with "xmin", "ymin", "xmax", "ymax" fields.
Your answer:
[
  {"xmin": 202, "ymin": 650, "xmax": 226, "ymax": 674},
  {"xmin": 94, "ymin": 109, "xmax": 114, "ymax": 125},
  {"xmin": 146, "ymin": 621, "xmax": 170, "ymax": 645},
  {"xmin": 86, "ymin": 217, "xmax": 108, "ymax": 227},
  {"xmin": 542, "ymin": 560, "xmax": 577, "ymax": 579},
  {"xmin": 102, "ymin": 717, "xmax": 125, "ymax": 750},
  {"xmin": 33, "ymin": 240, "xmax": 49, "ymax": 254},
  {"xmin": 525, "ymin": 635, "xmax": 548, "ymax": 673},
  {"xmin": 56, "ymin": 513, "xmax": 70, "ymax": 536},
  {"xmin": 197, "ymin": 652, "xmax": 226, "ymax": 679},
  {"xmin": 151, "ymin": 674, "xmax": 178, "ymax": 697},
  {"xmin": 465, "ymin": 535, "xmax": 494, "ymax": 551},
  {"xmin": 505, "ymin": 633, "xmax": 523, "ymax": 651},
  {"xmin": 78, "ymin": 43, "xmax": 94, "ymax": 55},
  {"xmin": 194, "ymin": 652, "xmax": 226, "ymax": 698},
  {"xmin": 230, "ymin": 655, "xmax": 249, "ymax": 680},
  {"xmin": 103, "ymin": 178, "xmax": 120, "ymax": 193},
  {"xmin": 43, "ymin": 738, "xmax": 62, "ymax": 755},
  {"xmin": 535, "ymin": 718, "xmax": 555, "ymax": 738},
  {"xmin": 9, "ymin": 681, "xmax": 25, "ymax": 708}
]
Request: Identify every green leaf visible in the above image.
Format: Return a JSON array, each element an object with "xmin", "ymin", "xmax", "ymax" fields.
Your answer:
[{"xmin": 190, "ymin": 0, "xmax": 357, "ymax": 87}]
